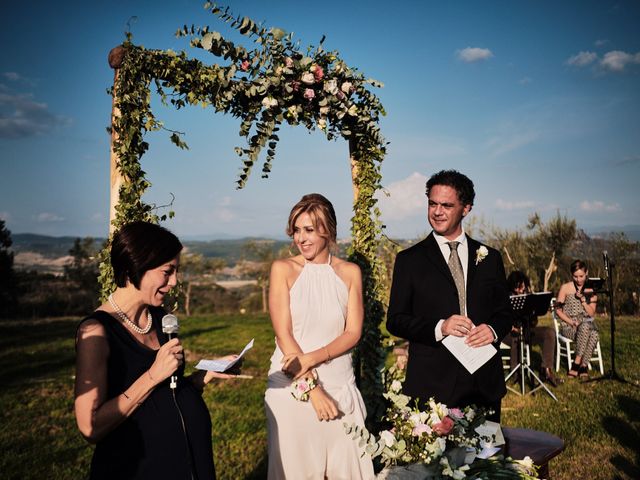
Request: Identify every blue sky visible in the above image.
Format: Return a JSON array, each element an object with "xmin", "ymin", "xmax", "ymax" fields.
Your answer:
[{"xmin": 1, "ymin": 0, "xmax": 639, "ymax": 240}]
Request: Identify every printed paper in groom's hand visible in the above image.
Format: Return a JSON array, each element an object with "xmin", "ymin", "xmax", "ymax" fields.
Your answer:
[
  {"xmin": 441, "ymin": 334, "xmax": 496, "ymax": 374},
  {"xmin": 196, "ymin": 338, "xmax": 254, "ymax": 373}
]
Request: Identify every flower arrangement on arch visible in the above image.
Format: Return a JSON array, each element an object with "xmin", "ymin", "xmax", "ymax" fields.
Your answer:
[{"xmin": 344, "ymin": 364, "xmax": 539, "ymax": 479}]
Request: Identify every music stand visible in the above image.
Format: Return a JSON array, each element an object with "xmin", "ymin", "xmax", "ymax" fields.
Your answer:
[{"xmin": 505, "ymin": 292, "xmax": 557, "ymax": 401}]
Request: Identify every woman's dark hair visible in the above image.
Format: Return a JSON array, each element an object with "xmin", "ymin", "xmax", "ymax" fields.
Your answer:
[
  {"xmin": 425, "ymin": 170, "xmax": 475, "ymax": 206},
  {"xmin": 111, "ymin": 221, "xmax": 183, "ymax": 289},
  {"xmin": 286, "ymin": 193, "xmax": 337, "ymax": 250},
  {"xmin": 507, "ymin": 270, "xmax": 530, "ymax": 293},
  {"xmin": 570, "ymin": 259, "xmax": 588, "ymax": 274}
]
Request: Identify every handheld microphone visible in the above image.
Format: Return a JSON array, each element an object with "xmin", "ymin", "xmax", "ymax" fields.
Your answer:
[
  {"xmin": 603, "ymin": 250, "xmax": 609, "ymax": 279},
  {"xmin": 162, "ymin": 314, "xmax": 180, "ymax": 389}
]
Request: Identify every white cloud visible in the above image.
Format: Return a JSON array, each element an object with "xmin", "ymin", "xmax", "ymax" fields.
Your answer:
[
  {"xmin": 377, "ymin": 173, "xmax": 427, "ymax": 221},
  {"xmin": 213, "ymin": 196, "xmax": 236, "ymax": 222},
  {"xmin": 495, "ymin": 199, "xmax": 535, "ymax": 211},
  {"xmin": 485, "ymin": 130, "xmax": 539, "ymax": 157},
  {"xmin": 579, "ymin": 200, "xmax": 620, "ymax": 213},
  {"xmin": 456, "ymin": 47, "xmax": 493, "ymax": 63},
  {"xmin": 518, "ymin": 77, "xmax": 533, "ymax": 85},
  {"xmin": 2, "ymin": 72, "xmax": 21, "ymax": 81},
  {"xmin": 0, "ymin": 211, "xmax": 11, "ymax": 221},
  {"xmin": 600, "ymin": 50, "xmax": 640, "ymax": 72},
  {"xmin": 565, "ymin": 51, "xmax": 598, "ymax": 67},
  {"xmin": 0, "ymin": 89, "xmax": 70, "ymax": 138},
  {"xmin": 615, "ymin": 155, "xmax": 640, "ymax": 166},
  {"xmin": 36, "ymin": 212, "xmax": 65, "ymax": 222}
]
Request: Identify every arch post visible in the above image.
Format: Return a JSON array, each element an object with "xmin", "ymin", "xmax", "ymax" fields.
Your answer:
[{"xmin": 108, "ymin": 45, "xmax": 125, "ymax": 235}]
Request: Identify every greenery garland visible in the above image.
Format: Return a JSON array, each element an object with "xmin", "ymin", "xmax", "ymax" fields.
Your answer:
[{"xmin": 99, "ymin": 3, "xmax": 388, "ymax": 421}]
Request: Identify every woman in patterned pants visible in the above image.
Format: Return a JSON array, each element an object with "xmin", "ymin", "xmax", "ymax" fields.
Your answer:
[{"xmin": 555, "ymin": 260, "xmax": 599, "ymax": 378}]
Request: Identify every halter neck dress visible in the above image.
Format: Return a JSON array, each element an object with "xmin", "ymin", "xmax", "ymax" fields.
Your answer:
[{"xmin": 264, "ymin": 256, "xmax": 374, "ymax": 479}]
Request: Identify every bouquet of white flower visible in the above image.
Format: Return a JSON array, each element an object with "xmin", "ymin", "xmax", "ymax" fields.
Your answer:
[{"xmin": 344, "ymin": 365, "xmax": 538, "ymax": 479}]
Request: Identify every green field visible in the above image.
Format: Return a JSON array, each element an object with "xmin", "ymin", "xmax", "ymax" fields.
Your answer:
[{"xmin": 1, "ymin": 313, "xmax": 638, "ymax": 479}]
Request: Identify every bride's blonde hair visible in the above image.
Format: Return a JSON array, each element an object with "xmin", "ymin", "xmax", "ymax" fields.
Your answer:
[{"xmin": 286, "ymin": 193, "xmax": 337, "ymax": 251}]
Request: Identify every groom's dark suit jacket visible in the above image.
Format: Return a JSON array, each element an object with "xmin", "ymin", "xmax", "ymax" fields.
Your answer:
[{"xmin": 387, "ymin": 233, "xmax": 513, "ymax": 408}]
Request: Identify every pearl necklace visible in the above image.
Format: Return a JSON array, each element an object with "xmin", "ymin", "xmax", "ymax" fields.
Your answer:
[{"xmin": 108, "ymin": 294, "xmax": 153, "ymax": 335}]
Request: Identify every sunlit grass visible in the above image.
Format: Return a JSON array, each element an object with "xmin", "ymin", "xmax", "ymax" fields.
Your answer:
[{"xmin": 0, "ymin": 313, "xmax": 638, "ymax": 479}]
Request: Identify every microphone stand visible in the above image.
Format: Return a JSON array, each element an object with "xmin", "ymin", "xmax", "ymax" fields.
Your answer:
[{"xmin": 586, "ymin": 260, "xmax": 635, "ymax": 387}]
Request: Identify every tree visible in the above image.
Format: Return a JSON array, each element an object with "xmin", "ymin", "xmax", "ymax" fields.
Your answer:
[
  {"xmin": 179, "ymin": 253, "xmax": 225, "ymax": 316},
  {"xmin": 239, "ymin": 240, "xmax": 289, "ymax": 313},
  {"xmin": 527, "ymin": 212, "xmax": 577, "ymax": 292},
  {"xmin": 65, "ymin": 237, "xmax": 100, "ymax": 313},
  {"xmin": 0, "ymin": 220, "xmax": 17, "ymax": 317}
]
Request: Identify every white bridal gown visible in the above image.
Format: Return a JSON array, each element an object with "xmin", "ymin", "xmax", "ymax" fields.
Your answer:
[{"xmin": 264, "ymin": 257, "xmax": 374, "ymax": 480}]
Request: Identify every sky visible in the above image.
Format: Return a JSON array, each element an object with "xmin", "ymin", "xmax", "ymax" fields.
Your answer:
[{"xmin": 1, "ymin": 0, "xmax": 639, "ymax": 240}]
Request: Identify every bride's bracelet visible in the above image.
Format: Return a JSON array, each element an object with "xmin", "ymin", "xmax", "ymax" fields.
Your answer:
[{"xmin": 290, "ymin": 370, "xmax": 318, "ymax": 402}]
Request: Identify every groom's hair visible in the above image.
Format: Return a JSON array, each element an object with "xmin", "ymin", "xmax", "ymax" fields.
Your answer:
[{"xmin": 425, "ymin": 170, "xmax": 475, "ymax": 206}]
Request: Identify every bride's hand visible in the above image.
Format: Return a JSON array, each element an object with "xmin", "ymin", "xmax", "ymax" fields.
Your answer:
[
  {"xmin": 309, "ymin": 387, "xmax": 340, "ymax": 421},
  {"xmin": 282, "ymin": 353, "xmax": 314, "ymax": 379}
]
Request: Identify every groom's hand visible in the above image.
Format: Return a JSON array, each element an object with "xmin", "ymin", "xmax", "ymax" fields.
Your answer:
[
  {"xmin": 465, "ymin": 324, "xmax": 495, "ymax": 347},
  {"xmin": 442, "ymin": 315, "xmax": 473, "ymax": 337}
]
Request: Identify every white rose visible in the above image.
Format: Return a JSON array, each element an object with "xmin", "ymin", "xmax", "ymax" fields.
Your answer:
[
  {"xmin": 261, "ymin": 97, "xmax": 278, "ymax": 108},
  {"xmin": 379, "ymin": 430, "xmax": 396, "ymax": 447},
  {"xmin": 301, "ymin": 72, "xmax": 315, "ymax": 84},
  {"xmin": 324, "ymin": 79, "xmax": 338, "ymax": 94},
  {"xmin": 391, "ymin": 380, "xmax": 402, "ymax": 392},
  {"xmin": 341, "ymin": 81, "xmax": 353, "ymax": 93}
]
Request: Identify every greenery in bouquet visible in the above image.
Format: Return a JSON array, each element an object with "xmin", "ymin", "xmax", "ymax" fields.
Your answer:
[{"xmin": 344, "ymin": 363, "xmax": 538, "ymax": 479}]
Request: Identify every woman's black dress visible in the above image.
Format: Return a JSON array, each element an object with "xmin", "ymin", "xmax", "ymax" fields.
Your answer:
[{"xmin": 79, "ymin": 308, "xmax": 215, "ymax": 480}]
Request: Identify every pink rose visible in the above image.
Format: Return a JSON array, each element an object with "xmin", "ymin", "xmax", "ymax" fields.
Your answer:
[
  {"xmin": 240, "ymin": 60, "xmax": 250, "ymax": 71},
  {"xmin": 432, "ymin": 416, "xmax": 454, "ymax": 436},
  {"xmin": 303, "ymin": 88, "xmax": 315, "ymax": 100},
  {"xmin": 290, "ymin": 80, "xmax": 300, "ymax": 92},
  {"xmin": 313, "ymin": 65, "xmax": 324, "ymax": 82},
  {"xmin": 412, "ymin": 423, "xmax": 431, "ymax": 437},
  {"xmin": 448, "ymin": 408, "xmax": 464, "ymax": 419}
]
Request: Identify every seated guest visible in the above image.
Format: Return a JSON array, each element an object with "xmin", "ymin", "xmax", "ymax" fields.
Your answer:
[
  {"xmin": 554, "ymin": 259, "xmax": 599, "ymax": 379},
  {"xmin": 502, "ymin": 271, "xmax": 561, "ymax": 386}
]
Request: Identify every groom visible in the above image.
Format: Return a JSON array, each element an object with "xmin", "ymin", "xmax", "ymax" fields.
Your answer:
[{"xmin": 387, "ymin": 170, "xmax": 512, "ymax": 421}]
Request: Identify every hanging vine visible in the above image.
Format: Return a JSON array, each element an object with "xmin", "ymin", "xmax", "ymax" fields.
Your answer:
[{"xmin": 100, "ymin": 3, "xmax": 388, "ymax": 421}]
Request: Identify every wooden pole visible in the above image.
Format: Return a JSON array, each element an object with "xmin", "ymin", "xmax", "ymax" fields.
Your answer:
[
  {"xmin": 348, "ymin": 137, "xmax": 360, "ymax": 204},
  {"xmin": 108, "ymin": 46, "xmax": 125, "ymax": 235}
]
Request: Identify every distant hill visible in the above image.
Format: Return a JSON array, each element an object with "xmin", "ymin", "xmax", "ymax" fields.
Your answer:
[
  {"xmin": 11, "ymin": 234, "xmax": 105, "ymax": 258},
  {"xmin": 586, "ymin": 226, "xmax": 640, "ymax": 242},
  {"xmin": 11, "ymin": 233, "xmax": 290, "ymax": 267}
]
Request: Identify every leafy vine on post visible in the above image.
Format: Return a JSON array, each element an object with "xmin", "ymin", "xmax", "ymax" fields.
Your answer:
[{"xmin": 102, "ymin": 2, "xmax": 387, "ymax": 422}]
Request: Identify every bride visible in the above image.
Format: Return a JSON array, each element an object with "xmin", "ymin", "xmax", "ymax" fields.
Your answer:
[{"xmin": 264, "ymin": 193, "xmax": 374, "ymax": 479}]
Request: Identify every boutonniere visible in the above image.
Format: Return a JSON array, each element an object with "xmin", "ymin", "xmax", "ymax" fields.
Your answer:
[{"xmin": 475, "ymin": 246, "xmax": 488, "ymax": 265}]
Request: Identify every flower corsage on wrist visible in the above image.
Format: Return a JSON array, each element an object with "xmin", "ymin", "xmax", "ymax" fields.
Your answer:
[{"xmin": 291, "ymin": 370, "xmax": 318, "ymax": 402}]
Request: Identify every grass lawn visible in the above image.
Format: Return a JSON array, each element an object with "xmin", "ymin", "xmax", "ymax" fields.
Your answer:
[{"xmin": 0, "ymin": 312, "xmax": 638, "ymax": 479}]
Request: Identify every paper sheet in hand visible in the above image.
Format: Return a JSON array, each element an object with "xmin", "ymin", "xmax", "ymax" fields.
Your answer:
[
  {"xmin": 195, "ymin": 338, "xmax": 254, "ymax": 372},
  {"xmin": 441, "ymin": 334, "xmax": 496, "ymax": 374}
]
